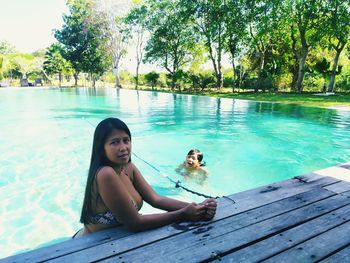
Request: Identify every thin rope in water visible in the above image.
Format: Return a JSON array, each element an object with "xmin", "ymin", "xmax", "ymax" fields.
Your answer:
[
  {"xmin": 133, "ymin": 153, "xmax": 236, "ymax": 203},
  {"xmin": 132, "ymin": 152, "xmax": 218, "ymax": 199}
]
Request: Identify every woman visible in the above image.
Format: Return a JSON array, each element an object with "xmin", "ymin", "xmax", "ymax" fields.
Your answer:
[{"xmin": 76, "ymin": 118, "xmax": 217, "ymax": 237}]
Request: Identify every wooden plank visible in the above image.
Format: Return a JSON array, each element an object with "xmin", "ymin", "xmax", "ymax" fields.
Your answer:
[
  {"xmin": 101, "ymin": 189, "xmax": 349, "ymax": 262},
  {"xmin": 0, "ymin": 196, "xmax": 232, "ymax": 263},
  {"xmin": 262, "ymin": 220, "xmax": 350, "ymax": 262},
  {"xmin": 216, "ymin": 203, "xmax": 350, "ymax": 262},
  {"xmin": 226, "ymin": 175, "xmax": 336, "ymax": 202},
  {"xmin": 222, "ymin": 176, "xmax": 339, "ymax": 218},
  {"xmin": 293, "ymin": 172, "xmax": 327, "ymax": 183},
  {"xmin": 323, "ymin": 181, "xmax": 350, "ymax": 194},
  {"xmin": 338, "ymin": 162, "xmax": 350, "ymax": 170},
  {"xmin": 320, "ymin": 245, "xmax": 350, "ymax": 262},
  {"xmin": 0, "ymin": 226, "xmax": 132, "ymax": 263},
  {"xmin": 47, "ymin": 187, "xmax": 335, "ymax": 263},
  {"xmin": 4, "ymin": 176, "xmax": 336, "ymax": 263}
]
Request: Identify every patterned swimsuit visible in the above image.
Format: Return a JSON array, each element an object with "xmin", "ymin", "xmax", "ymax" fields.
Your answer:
[{"xmin": 89, "ymin": 198, "xmax": 139, "ymax": 225}]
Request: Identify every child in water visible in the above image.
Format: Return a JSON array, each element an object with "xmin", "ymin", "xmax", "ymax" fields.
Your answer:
[{"xmin": 175, "ymin": 149, "xmax": 208, "ymax": 185}]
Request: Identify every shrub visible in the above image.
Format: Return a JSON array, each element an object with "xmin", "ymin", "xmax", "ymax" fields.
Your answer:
[{"xmin": 145, "ymin": 71, "xmax": 160, "ymax": 89}]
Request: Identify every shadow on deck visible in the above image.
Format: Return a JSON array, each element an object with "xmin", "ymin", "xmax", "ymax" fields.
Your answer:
[{"xmin": 2, "ymin": 162, "xmax": 350, "ymax": 262}]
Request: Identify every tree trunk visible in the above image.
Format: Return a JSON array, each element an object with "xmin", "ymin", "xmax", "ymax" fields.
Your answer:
[
  {"xmin": 296, "ymin": 46, "xmax": 308, "ymax": 93},
  {"xmin": 135, "ymin": 29, "xmax": 144, "ymax": 90},
  {"xmin": 216, "ymin": 72, "xmax": 223, "ymax": 90},
  {"xmin": 172, "ymin": 74, "xmax": 176, "ymax": 90},
  {"xmin": 135, "ymin": 70, "xmax": 139, "ymax": 90},
  {"xmin": 114, "ymin": 66, "xmax": 121, "ymax": 88},
  {"xmin": 41, "ymin": 69, "xmax": 51, "ymax": 84},
  {"xmin": 327, "ymin": 43, "xmax": 345, "ymax": 92},
  {"xmin": 58, "ymin": 72, "xmax": 62, "ymax": 87},
  {"xmin": 290, "ymin": 26, "xmax": 299, "ymax": 92},
  {"xmin": 238, "ymin": 64, "xmax": 244, "ymax": 90},
  {"xmin": 74, "ymin": 72, "xmax": 79, "ymax": 86},
  {"xmin": 291, "ymin": 66, "xmax": 298, "ymax": 92},
  {"xmin": 217, "ymin": 36, "xmax": 223, "ymax": 90},
  {"xmin": 207, "ymin": 36, "xmax": 223, "ymax": 90},
  {"xmin": 255, "ymin": 50, "xmax": 266, "ymax": 93},
  {"xmin": 228, "ymin": 39, "xmax": 237, "ymax": 93},
  {"xmin": 232, "ymin": 58, "xmax": 236, "ymax": 93}
]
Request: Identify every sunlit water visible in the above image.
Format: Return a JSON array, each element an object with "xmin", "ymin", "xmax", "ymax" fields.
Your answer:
[{"xmin": 1, "ymin": 87, "xmax": 349, "ymax": 258}]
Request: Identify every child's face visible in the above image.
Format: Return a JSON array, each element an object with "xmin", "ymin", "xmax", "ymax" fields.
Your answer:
[{"xmin": 185, "ymin": 154, "xmax": 200, "ymax": 168}]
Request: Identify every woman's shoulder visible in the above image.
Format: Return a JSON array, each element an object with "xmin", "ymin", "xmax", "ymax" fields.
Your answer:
[
  {"xmin": 96, "ymin": 166, "xmax": 117, "ymax": 181},
  {"xmin": 124, "ymin": 162, "xmax": 138, "ymax": 173},
  {"xmin": 124, "ymin": 162, "xmax": 138, "ymax": 179}
]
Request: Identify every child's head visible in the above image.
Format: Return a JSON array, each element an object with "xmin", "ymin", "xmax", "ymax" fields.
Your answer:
[{"xmin": 185, "ymin": 149, "xmax": 204, "ymax": 168}]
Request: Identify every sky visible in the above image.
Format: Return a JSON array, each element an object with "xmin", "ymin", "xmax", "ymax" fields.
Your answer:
[
  {"xmin": 0, "ymin": 0, "xmax": 155, "ymax": 73},
  {"xmin": 0, "ymin": 0, "xmax": 133, "ymax": 54},
  {"xmin": 0, "ymin": 0, "xmax": 69, "ymax": 53}
]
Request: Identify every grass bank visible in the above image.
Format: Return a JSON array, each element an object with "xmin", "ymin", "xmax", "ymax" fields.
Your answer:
[{"xmin": 125, "ymin": 85, "xmax": 350, "ymax": 109}]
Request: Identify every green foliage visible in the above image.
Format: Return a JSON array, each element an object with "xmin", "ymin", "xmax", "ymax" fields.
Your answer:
[
  {"xmin": 144, "ymin": 71, "xmax": 159, "ymax": 89},
  {"xmin": 43, "ymin": 43, "xmax": 72, "ymax": 77},
  {"xmin": 119, "ymin": 71, "xmax": 133, "ymax": 84},
  {"xmin": 314, "ymin": 58, "xmax": 330, "ymax": 77},
  {"xmin": 187, "ymin": 71, "xmax": 216, "ymax": 91},
  {"xmin": 143, "ymin": 0, "xmax": 197, "ymax": 88},
  {"xmin": 0, "ymin": 40, "xmax": 16, "ymax": 54},
  {"xmin": 54, "ymin": 0, "xmax": 111, "ymax": 82},
  {"xmin": 336, "ymin": 74, "xmax": 350, "ymax": 92},
  {"xmin": 0, "ymin": 56, "xmax": 3, "ymax": 80}
]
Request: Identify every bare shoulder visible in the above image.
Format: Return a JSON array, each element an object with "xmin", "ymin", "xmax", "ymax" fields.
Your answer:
[
  {"xmin": 125, "ymin": 161, "xmax": 137, "ymax": 169},
  {"xmin": 121, "ymin": 162, "xmax": 138, "ymax": 180},
  {"xmin": 97, "ymin": 166, "xmax": 118, "ymax": 182}
]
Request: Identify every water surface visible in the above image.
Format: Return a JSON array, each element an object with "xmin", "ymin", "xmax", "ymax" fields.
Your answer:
[{"xmin": 0, "ymin": 87, "xmax": 349, "ymax": 258}]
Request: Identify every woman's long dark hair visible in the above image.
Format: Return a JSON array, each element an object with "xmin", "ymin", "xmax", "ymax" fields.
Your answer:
[{"xmin": 80, "ymin": 118, "xmax": 131, "ymax": 224}]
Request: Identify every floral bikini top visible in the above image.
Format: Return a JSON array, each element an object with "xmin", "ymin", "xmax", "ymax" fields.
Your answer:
[{"xmin": 89, "ymin": 198, "xmax": 139, "ymax": 225}]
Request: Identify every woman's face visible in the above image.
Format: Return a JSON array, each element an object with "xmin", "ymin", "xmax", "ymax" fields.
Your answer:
[
  {"xmin": 104, "ymin": 129, "xmax": 131, "ymax": 166},
  {"xmin": 185, "ymin": 154, "xmax": 200, "ymax": 168}
]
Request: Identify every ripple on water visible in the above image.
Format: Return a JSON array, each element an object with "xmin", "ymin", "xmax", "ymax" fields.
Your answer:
[{"xmin": 1, "ymin": 88, "xmax": 350, "ymax": 258}]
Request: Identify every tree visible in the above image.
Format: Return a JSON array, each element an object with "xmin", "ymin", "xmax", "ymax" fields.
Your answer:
[
  {"xmin": 143, "ymin": 0, "xmax": 197, "ymax": 90},
  {"xmin": 55, "ymin": 0, "xmax": 111, "ymax": 87},
  {"xmin": 320, "ymin": 0, "xmax": 350, "ymax": 92},
  {"xmin": 184, "ymin": 0, "xmax": 226, "ymax": 89},
  {"xmin": 43, "ymin": 43, "xmax": 72, "ymax": 86},
  {"xmin": 94, "ymin": 0, "xmax": 133, "ymax": 88},
  {"xmin": 224, "ymin": 0, "xmax": 247, "ymax": 92},
  {"xmin": 285, "ymin": 0, "xmax": 323, "ymax": 92},
  {"xmin": 109, "ymin": 17, "xmax": 130, "ymax": 88},
  {"xmin": 144, "ymin": 71, "xmax": 159, "ymax": 89},
  {"xmin": 125, "ymin": 3, "xmax": 148, "ymax": 89},
  {"xmin": 94, "ymin": 6, "xmax": 130, "ymax": 89},
  {"xmin": 245, "ymin": 0, "xmax": 284, "ymax": 92},
  {"xmin": 0, "ymin": 40, "xmax": 16, "ymax": 54},
  {"xmin": 12, "ymin": 54, "xmax": 37, "ymax": 79}
]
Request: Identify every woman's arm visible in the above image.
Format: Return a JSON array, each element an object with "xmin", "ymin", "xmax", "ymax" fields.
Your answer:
[
  {"xmin": 131, "ymin": 163, "xmax": 195, "ymax": 211},
  {"xmin": 97, "ymin": 166, "xmax": 206, "ymax": 232}
]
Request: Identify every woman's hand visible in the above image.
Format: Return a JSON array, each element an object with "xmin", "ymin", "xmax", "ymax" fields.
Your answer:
[
  {"xmin": 182, "ymin": 203, "xmax": 206, "ymax": 221},
  {"xmin": 200, "ymin": 198, "xmax": 217, "ymax": 220}
]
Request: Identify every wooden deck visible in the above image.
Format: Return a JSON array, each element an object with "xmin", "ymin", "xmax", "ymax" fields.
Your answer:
[{"xmin": 2, "ymin": 162, "xmax": 350, "ymax": 262}]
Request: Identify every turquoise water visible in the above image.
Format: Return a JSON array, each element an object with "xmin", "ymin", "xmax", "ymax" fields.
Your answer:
[{"xmin": 0, "ymin": 87, "xmax": 349, "ymax": 258}]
